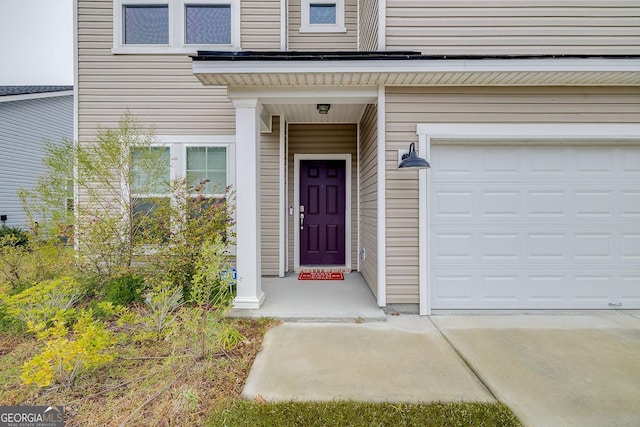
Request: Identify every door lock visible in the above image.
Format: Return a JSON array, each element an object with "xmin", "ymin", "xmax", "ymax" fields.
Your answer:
[{"xmin": 300, "ymin": 205, "xmax": 305, "ymax": 230}]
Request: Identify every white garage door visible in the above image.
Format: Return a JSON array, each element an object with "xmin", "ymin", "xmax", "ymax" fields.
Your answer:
[{"xmin": 430, "ymin": 144, "xmax": 640, "ymax": 309}]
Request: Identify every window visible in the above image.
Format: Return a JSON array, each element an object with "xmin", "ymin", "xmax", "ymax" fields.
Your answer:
[
  {"xmin": 185, "ymin": 5, "xmax": 231, "ymax": 45},
  {"xmin": 186, "ymin": 146, "xmax": 227, "ymax": 195},
  {"xmin": 131, "ymin": 147, "xmax": 171, "ymax": 243},
  {"xmin": 129, "ymin": 142, "xmax": 233, "ymax": 243},
  {"xmin": 310, "ymin": 4, "xmax": 336, "ymax": 25},
  {"xmin": 301, "ymin": 0, "xmax": 345, "ymax": 33},
  {"xmin": 114, "ymin": 0, "xmax": 240, "ymax": 53},
  {"xmin": 185, "ymin": 146, "xmax": 229, "ymax": 241},
  {"xmin": 124, "ymin": 5, "xmax": 169, "ymax": 44}
]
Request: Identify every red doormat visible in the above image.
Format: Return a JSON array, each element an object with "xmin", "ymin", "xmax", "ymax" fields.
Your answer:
[{"xmin": 298, "ymin": 271, "xmax": 344, "ymax": 280}]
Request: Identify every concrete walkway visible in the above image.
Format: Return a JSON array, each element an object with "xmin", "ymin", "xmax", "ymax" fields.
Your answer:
[
  {"xmin": 242, "ymin": 311, "xmax": 640, "ymax": 427},
  {"xmin": 243, "ymin": 315, "xmax": 494, "ymax": 403}
]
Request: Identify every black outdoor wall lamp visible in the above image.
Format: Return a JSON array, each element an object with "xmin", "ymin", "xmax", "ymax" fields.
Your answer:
[{"xmin": 398, "ymin": 142, "xmax": 430, "ymax": 169}]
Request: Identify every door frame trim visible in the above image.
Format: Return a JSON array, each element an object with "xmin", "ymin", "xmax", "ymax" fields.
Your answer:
[{"xmin": 294, "ymin": 154, "xmax": 352, "ymax": 271}]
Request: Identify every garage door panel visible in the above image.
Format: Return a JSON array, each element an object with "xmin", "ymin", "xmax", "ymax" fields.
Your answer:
[
  {"xmin": 622, "ymin": 191, "xmax": 640, "ymax": 216},
  {"xmin": 430, "ymin": 144, "xmax": 640, "ymax": 309},
  {"xmin": 433, "ymin": 226, "xmax": 637, "ymax": 266},
  {"xmin": 433, "ymin": 267, "xmax": 640, "ymax": 309},
  {"xmin": 620, "ymin": 276, "xmax": 640, "ymax": 306},
  {"xmin": 622, "ymin": 234, "xmax": 640, "ymax": 259}
]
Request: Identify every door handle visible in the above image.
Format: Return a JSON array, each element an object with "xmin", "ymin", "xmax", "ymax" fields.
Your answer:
[{"xmin": 300, "ymin": 205, "xmax": 305, "ymax": 230}]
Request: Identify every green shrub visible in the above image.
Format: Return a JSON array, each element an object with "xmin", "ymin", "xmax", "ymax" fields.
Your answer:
[
  {"xmin": 144, "ymin": 281, "xmax": 184, "ymax": 337},
  {"xmin": 87, "ymin": 300, "xmax": 128, "ymax": 321},
  {"xmin": 190, "ymin": 236, "xmax": 235, "ymax": 310},
  {"xmin": 0, "ymin": 239, "xmax": 75, "ymax": 290},
  {"xmin": 3, "ymin": 277, "xmax": 83, "ymax": 331},
  {"xmin": 103, "ymin": 274, "xmax": 145, "ymax": 306},
  {"xmin": 0, "ymin": 226, "xmax": 29, "ymax": 247},
  {"xmin": 21, "ymin": 310, "xmax": 117, "ymax": 388}
]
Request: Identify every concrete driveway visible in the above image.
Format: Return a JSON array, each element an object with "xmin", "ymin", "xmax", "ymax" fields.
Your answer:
[
  {"xmin": 242, "ymin": 312, "xmax": 640, "ymax": 427},
  {"xmin": 433, "ymin": 312, "xmax": 640, "ymax": 427}
]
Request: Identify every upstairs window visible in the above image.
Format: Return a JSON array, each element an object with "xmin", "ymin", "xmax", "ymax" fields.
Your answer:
[
  {"xmin": 301, "ymin": 0, "xmax": 345, "ymax": 33},
  {"xmin": 124, "ymin": 5, "xmax": 169, "ymax": 44},
  {"xmin": 185, "ymin": 5, "xmax": 231, "ymax": 45},
  {"xmin": 309, "ymin": 4, "xmax": 336, "ymax": 25},
  {"xmin": 114, "ymin": 0, "xmax": 240, "ymax": 53}
]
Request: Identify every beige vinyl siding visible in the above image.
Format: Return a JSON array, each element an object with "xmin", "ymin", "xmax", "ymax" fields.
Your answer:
[
  {"xmin": 260, "ymin": 117, "xmax": 281, "ymax": 276},
  {"xmin": 288, "ymin": 0, "xmax": 358, "ymax": 51},
  {"xmin": 386, "ymin": 0, "xmax": 640, "ymax": 55},
  {"xmin": 384, "ymin": 86, "xmax": 640, "ymax": 303},
  {"xmin": 358, "ymin": 105, "xmax": 378, "ymax": 295},
  {"xmin": 359, "ymin": 0, "xmax": 378, "ymax": 51},
  {"xmin": 77, "ymin": 0, "xmax": 235, "ymax": 142},
  {"xmin": 287, "ymin": 124, "xmax": 358, "ymax": 270},
  {"xmin": 242, "ymin": 0, "xmax": 281, "ymax": 50}
]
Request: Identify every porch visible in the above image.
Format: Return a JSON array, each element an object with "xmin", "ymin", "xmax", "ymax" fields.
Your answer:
[{"xmin": 228, "ymin": 272, "xmax": 386, "ymax": 322}]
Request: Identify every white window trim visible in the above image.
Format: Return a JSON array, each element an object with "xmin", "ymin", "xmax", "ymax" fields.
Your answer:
[
  {"xmin": 113, "ymin": 0, "xmax": 240, "ymax": 54},
  {"xmin": 300, "ymin": 0, "xmax": 346, "ymax": 33}
]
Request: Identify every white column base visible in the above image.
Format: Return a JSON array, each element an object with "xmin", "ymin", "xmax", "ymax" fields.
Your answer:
[{"xmin": 233, "ymin": 292, "xmax": 266, "ymax": 309}]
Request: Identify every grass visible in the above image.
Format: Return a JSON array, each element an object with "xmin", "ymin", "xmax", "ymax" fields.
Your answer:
[
  {"xmin": 209, "ymin": 400, "xmax": 522, "ymax": 427},
  {"xmin": 0, "ymin": 317, "xmax": 279, "ymax": 426}
]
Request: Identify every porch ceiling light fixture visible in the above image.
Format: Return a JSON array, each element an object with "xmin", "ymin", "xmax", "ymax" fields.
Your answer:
[
  {"xmin": 316, "ymin": 104, "xmax": 331, "ymax": 114},
  {"xmin": 399, "ymin": 142, "xmax": 431, "ymax": 169}
]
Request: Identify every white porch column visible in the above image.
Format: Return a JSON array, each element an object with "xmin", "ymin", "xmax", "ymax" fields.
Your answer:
[{"xmin": 232, "ymin": 98, "xmax": 264, "ymax": 308}]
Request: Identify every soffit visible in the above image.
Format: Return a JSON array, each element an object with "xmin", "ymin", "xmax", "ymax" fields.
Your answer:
[
  {"xmin": 193, "ymin": 57, "xmax": 640, "ymax": 87},
  {"xmin": 263, "ymin": 103, "xmax": 367, "ymax": 123}
]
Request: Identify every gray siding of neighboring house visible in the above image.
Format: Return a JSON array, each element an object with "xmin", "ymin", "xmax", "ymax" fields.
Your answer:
[
  {"xmin": 0, "ymin": 95, "xmax": 73, "ymax": 228},
  {"xmin": 386, "ymin": 0, "xmax": 640, "ymax": 55},
  {"xmin": 384, "ymin": 86, "xmax": 640, "ymax": 303},
  {"xmin": 358, "ymin": 104, "xmax": 378, "ymax": 295}
]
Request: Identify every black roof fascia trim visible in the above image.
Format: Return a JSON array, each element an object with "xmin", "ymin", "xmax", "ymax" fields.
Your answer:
[{"xmin": 192, "ymin": 51, "xmax": 640, "ymax": 62}]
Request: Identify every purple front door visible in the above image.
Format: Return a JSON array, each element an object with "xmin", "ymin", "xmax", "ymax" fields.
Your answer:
[{"xmin": 300, "ymin": 160, "xmax": 346, "ymax": 265}]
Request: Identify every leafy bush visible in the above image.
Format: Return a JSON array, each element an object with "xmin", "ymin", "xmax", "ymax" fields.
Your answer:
[
  {"xmin": 87, "ymin": 300, "xmax": 128, "ymax": 321},
  {"xmin": 190, "ymin": 236, "xmax": 235, "ymax": 310},
  {"xmin": 21, "ymin": 310, "xmax": 116, "ymax": 387},
  {"xmin": 143, "ymin": 281, "xmax": 184, "ymax": 336},
  {"xmin": 0, "ymin": 227, "xmax": 29, "ymax": 247},
  {"xmin": 0, "ymin": 239, "xmax": 75, "ymax": 290},
  {"xmin": 3, "ymin": 277, "xmax": 83, "ymax": 331},
  {"xmin": 147, "ymin": 183, "xmax": 236, "ymax": 300},
  {"xmin": 186, "ymin": 236, "xmax": 239, "ymax": 357},
  {"xmin": 103, "ymin": 274, "xmax": 145, "ymax": 306}
]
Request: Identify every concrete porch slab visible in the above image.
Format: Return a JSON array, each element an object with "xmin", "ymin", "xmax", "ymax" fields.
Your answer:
[
  {"xmin": 228, "ymin": 272, "xmax": 386, "ymax": 322},
  {"xmin": 242, "ymin": 315, "xmax": 495, "ymax": 403}
]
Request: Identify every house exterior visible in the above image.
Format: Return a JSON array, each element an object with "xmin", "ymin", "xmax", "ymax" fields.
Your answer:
[
  {"xmin": 0, "ymin": 86, "xmax": 74, "ymax": 228},
  {"xmin": 76, "ymin": 0, "xmax": 640, "ymax": 314}
]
